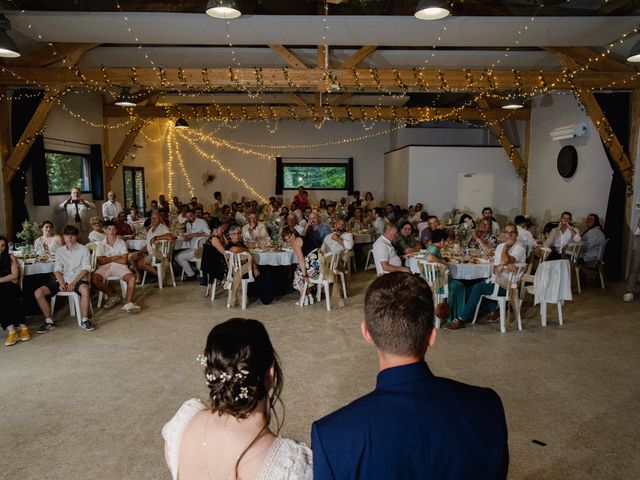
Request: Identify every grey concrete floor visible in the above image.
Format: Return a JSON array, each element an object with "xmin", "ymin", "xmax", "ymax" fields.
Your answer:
[{"xmin": 1, "ymin": 271, "xmax": 639, "ymax": 479}]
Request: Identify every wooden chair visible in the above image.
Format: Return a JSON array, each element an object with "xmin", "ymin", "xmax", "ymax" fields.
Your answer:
[
  {"xmin": 225, "ymin": 251, "xmax": 254, "ymax": 310},
  {"xmin": 208, "ymin": 251, "xmax": 234, "ymax": 301},
  {"xmin": 301, "ymin": 250, "xmax": 340, "ymax": 311},
  {"xmin": 578, "ymin": 239, "xmax": 609, "ymax": 289},
  {"xmin": 180, "ymin": 237, "xmax": 208, "ymax": 281}
]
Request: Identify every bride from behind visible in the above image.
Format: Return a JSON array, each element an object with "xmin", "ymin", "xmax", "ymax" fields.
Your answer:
[{"xmin": 162, "ymin": 318, "xmax": 312, "ymax": 479}]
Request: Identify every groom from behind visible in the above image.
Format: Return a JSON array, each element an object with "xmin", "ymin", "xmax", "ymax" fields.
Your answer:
[{"xmin": 311, "ymin": 272, "xmax": 509, "ymax": 479}]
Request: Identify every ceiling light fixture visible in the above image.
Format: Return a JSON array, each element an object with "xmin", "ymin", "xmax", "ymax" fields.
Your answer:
[
  {"xmin": 114, "ymin": 87, "xmax": 137, "ymax": 107},
  {"xmin": 0, "ymin": 15, "xmax": 20, "ymax": 58},
  {"xmin": 627, "ymin": 40, "xmax": 640, "ymax": 62},
  {"xmin": 205, "ymin": 0, "xmax": 242, "ymax": 19},
  {"xmin": 175, "ymin": 117, "xmax": 189, "ymax": 129},
  {"xmin": 414, "ymin": 0, "xmax": 450, "ymax": 21}
]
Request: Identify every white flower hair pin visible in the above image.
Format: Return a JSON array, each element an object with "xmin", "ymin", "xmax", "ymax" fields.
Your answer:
[
  {"xmin": 235, "ymin": 387, "xmax": 249, "ymax": 401},
  {"xmin": 196, "ymin": 354, "xmax": 207, "ymax": 367}
]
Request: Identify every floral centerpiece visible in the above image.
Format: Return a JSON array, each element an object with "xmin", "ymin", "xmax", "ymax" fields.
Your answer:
[{"xmin": 16, "ymin": 219, "xmax": 40, "ymax": 251}]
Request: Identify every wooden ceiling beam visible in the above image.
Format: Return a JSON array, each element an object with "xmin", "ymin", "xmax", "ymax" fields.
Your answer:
[
  {"xmin": 3, "ymin": 88, "xmax": 65, "ymax": 183},
  {"xmin": 102, "ymin": 104, "xmax": 530, "ymax": 121},
  {"xmin": 5, "ymin": 43, "xmax": 100, "ymax": 68},
  {"xmin": 268, "ymin": 45, "xmax": 308, "ymax": 69},
  {"xmin": 286, "ymin": 92, "xmax": 311, "ymax": 108},
  {"xmin": 0, "ymin": 67, "xmax": 635, "ymax": 91},
  {"xmin": 330, "ymin": 92, "xmax": 353, "ymax": 106},
  {"xmin": 546, "ymin": 47, "xmax": 636, "ymax": 73},
  {"xmin": 340, "ymin": 46, "xmax": 377, "ymax": 69},
  {"xmin": 477, "ymin": 98, "xmax": 526, "ymax": 179}
]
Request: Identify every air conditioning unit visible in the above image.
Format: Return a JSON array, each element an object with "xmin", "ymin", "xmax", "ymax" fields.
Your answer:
[{"xmin": 550, "ymin": 122, "xmax": 587, "ymax": 141}]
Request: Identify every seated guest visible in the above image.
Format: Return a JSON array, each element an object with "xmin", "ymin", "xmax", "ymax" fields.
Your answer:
[
  {"xmin": 162, "ymin": 319, "xmax": 312, "ymax": 480},
  {"xmin": 279, "ymin": 205, "xmax": 289, "ymax": 220},
  {"xmin": 234, "ymin": 203, "xmax": 247, "ymax": 225},
  {"xmin": 300, "ymin": 207, "xmax": 312, "ymax": 227},
  {"xmin": 304, "ymin": 212, "xmax": 331, "ymax": 249},
  {"xmin": 176, "ymin": 209, "xmax": 211, "ymax": 282},
  {"xmin": 394, "ymin": 221, "xmax": 421, "ymax": 258},
  {"xmin": 202, "ymin": 211, "xmax": 216, "ymax": 231},
  {"xmin": 318, "ymin": 199, "xmax": 328, "ymax": 222},
  {"xmin": 283, "ymin": 213, "xmax": 304, "ymax": 236},
  {"xmin": 158, "ymin": 194, "xmax": 170, "ymax": 211},
  {"xmin": 219, "ymin": 204, "xmax": 233, "ymax": 224},
  {"xmin": 242, "ymin": 212, "xmax": 269, "ymax": 246},
  {"xmin": 468, "ymin": 218, "xmax": 496, "ymax": 250},
  {"xmin": 170, "ymin": 195, "xmax": 181, "ymax": 214},
  {"xmin": 449, "ymin": 223, "xmax": 526, "ymax": 330},
  {"xmin": 544, "ymin": 211, "xmax": 581, "ymax": 259},
  {"xmin": 336, "ymin": 197, "xmax": 348, "ymax": 217},
  {"xmin": 127, "ymin": 207, "xmax": 140, "ymax": 224},
  {"xmin": 34, "ymin": 225, "xmax": 95, "ymax": 332},
  {"xmin": 189, "ymin": 196, "xmax": 204, "ymax": 211},
  {"xmin": 282, "ymin": 226, "xmax": 319, "ymax": 306},
  {"xmin": 226, "ymin": 224, "xmax": 260, "ymax": 279},
  {"xmin": 410, "ymin": 203, "xmax": 424, "ymax": 224},
  {"xmin": 580, "ymin": 213, "xmax": 606, "ymax": 265},
  {"xmin": 372, "ymin": 223, "xmax": 410, "ymax": 275},
  {"xmin": 372, "ymin": 207, "xmax": 387, "ymax": 235},
  {"xmin": 352, "ymin": 191, "xmax": 363, "ymax": 207},
  {"xmin": 201, "ymin": 223, "xmax": 230, "ymax": 285},
  {"xmin": 115, "ymin": 211, "xmax": 134, "ymax": 238},
  {"xmin": 425, "ymin": 229, "xmax": 466, "ymax": 325},
  {"xmin": 92, "ymin": 221, "xmax": 141, "ymax": 313},
  {"xmin": 131, "ymin": 211, "xmax": 174, "ymax": 281},
  {"xmin": 144, "ymin": 200, "xmax": 159, "ymax": 218},
  {"xmin": 101, "ymin": 191, "xmax": 123, "ymax": 221},
  {"xmin": 176, "ymin": 204, "xmax": 190, "ymax": 224},
  {"xmin": 1, "ymin": 236, "xmax": 31, "ymax": 346},
  {"xmin": 362, "ymin": 191, "xmax": 376, "ymax": 212},
  {"xmin": 624, "ymin": 217, "xmax": 640, "ymax": 302},
  {"xmin": 88, "ymin": 217, "xmax": 106, "ymax": 243},
  {"xmin": 348, "ymin": 207, "xmax": 370, "ymax": 231},
  {"xmin": 211, "ymin": 191, "xmax": 223, "ymax": 215},
  {"xmin": 416, "ymin": 212, "xmax": 430, "ymax": 238},
  {"xmin": 34, "ymin": 220, "xmax": 63, "ymax": 254},
  {"xmin": 385, "ymin": 203, "xmax": 396, "ymax": 222},
  {"xmin": 325, "ymin": 205, "xmax": 337, "ymax": 229},
  {"xmin": 514, "ymin": 215, "xmax": 536, "ymax": 256},
  {"xmin": 321, "ymin": 219, "xmax": 354, "ymax": 254},
  {"xmin": 194, "ymin": 206, "xmax": 204, "ymax": 219},
  {"xmin": 312, "ymin": 272, "xmax": 508, "ymax": 479},
  {"xmin": 459, "ymin": 213, "xmax": 476, "ymax": 229},
  {"xmin": 482, "ymin": 207, "xmax": 501, "ymax": 237},
  {"xmin": 395, "ymin": 209, "xmax": 411, "ymax": 227},
  {"xmin": 420, "ymin": 216, "xmax": 440, "ymax": 246}
]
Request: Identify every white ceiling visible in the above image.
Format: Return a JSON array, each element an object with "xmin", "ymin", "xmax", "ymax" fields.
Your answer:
[{"xmin": 3, "ymin": 11, "xmax": 639, "ymax": 48}]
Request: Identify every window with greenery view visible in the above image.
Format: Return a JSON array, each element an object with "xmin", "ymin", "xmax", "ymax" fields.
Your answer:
[
  {"xmin": 45, "ymin": 151, "xmax": 91, "ymax": 194},
  {"xmin": 283, "ymin": 164, "xmax": 347, "ymax": 190}
]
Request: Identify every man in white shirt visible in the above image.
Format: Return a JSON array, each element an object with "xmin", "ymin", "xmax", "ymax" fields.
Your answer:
[
  {"xmin": 131, "ymin": 211, "xmax": 174, "ymax": 280},
  {"xmin": 448, "ymin": 223, "xmax": 526, "ymax": 330},
  {"xmin": 544, "ymin": 211, "xmax": 581, "ymax": 259},
  {"xmin": 101, "ymin": 191, "xmax": 123, "ymax": 221},
  {"xmin": 57, "ymin": 187, "xmax": 96, "ymax": 242},
  {"xmin": 410, "ymin": 203, "xmax": 425, "ymax": 224},
  {"xmin": 321, "ymin": 219, "xmax": 354, "ymax": 254},
  {"xmin": 372, "ymin": 223, "xmax": 410, "ymax": 275},
  {"xmin": 176, "ymin": 209, "xmax": 211, "ymax": 281},
  {"xmin": 482, "ymin": 207, "xmax": 501, "ymax": 238},
  {"xmin": 284, "ymin": 213, "xmax": 304, "ymax": 235},
  {"xmin": 34, "ymin": 225, "xmax": 94, "ymax": 332},
  {"xmin": 92, "ymin": 221, "xmax": 141, "ymax": 313},
  {"xmin": 176, "ymin": 204, "xmax": 190, "ymax": 224},
  {"xmin": 242, "ymin": 212, "xmax": 269, "ymax": 245},
  {"xmin": 235, "ymin": 203, "xmax": 247, "ymax": 225},
  {"xmin": 514, "ymin": 215, "xmax": 536, "ymax": 257}
]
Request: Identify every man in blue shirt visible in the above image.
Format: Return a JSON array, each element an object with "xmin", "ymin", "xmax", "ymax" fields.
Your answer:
[
  {"xmin": 312, "ymin": 272, "xmax": 509, "ymax": 479},
  {"xmin": 304, "ymin": 211, "xmax": 331, "ymax": 248}
]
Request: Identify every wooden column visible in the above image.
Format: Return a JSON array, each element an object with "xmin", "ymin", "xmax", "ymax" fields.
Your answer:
[
  {"xmin": 0, "ymin": 87, "xmax": 13, "ymax": 238},
  {"xmin": 522, "ymin": 119, "xmax": 532, "ymax": 214}
]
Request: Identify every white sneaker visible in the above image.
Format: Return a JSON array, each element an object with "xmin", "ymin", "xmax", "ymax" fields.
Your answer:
[
  {"xmin": 122, "ymin": 302, "xmax": 141, "ymax": 313},
  {"xmin": 623, "ymin": 292, "xmax": 634, "ymax": 303},
  {"xmin": 104, "ymin": 295, "xmax": 121, "ymax": 309}
]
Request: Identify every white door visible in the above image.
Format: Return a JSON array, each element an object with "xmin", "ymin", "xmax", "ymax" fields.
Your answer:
[{"xmin": 458, "ymin": 173, "xmax": 494, "ymax": 217}]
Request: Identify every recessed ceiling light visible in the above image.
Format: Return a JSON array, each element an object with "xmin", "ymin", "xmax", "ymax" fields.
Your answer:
[
  {"xmin": 205, "ymin": 0, "xmax": 241, "ymax": 19},
  {"xmin": 414, "ymin": 0, "xmax": 450, "ymax": 21}
]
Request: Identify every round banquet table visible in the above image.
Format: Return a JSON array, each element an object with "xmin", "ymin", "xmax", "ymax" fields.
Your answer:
[
  {"xmin": 249, "ymin": 249, "xmax": 297, "ymax": 266},
  {"xmin": 408, "ymin": 255, "xmax": 493, "ymax": 280}
]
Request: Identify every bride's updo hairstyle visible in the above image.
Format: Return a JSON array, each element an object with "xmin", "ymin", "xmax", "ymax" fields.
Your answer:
[{"xmin": 202, "ymin": 318, "xmax": 284, "ymax": 427}]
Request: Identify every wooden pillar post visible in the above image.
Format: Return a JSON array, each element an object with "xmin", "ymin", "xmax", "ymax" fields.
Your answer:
[{"xmin": 0, "ymin": 87, "xmax": 12, "ymax": 238}]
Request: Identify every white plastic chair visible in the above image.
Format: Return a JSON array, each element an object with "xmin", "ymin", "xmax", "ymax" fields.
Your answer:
[
  {"xmin": 334, "ymin": 249, "xmax": 351, "ymax": 299},
  {"xmin": 226, "ymin": 251, "xmax": 254, "ymax": 309},
  {"xmin": 520, "ymin": 246, "xmax": 551, "ymax": 301},
  {"xmin": 180, "ymin": 236, "xmax": 208, "ymax": 281},
  {"xmin": 208, "ymin": 251, "xmax": 234, "ymax": 301},
  {"xmin": 563, "ymin": 242, "xmax": 583, "ymax": 294},
  {"xmin": 521, "ymin": 259, "xmax": 572, "ymax": 327},
  {"xmin": 303, "ymin": 251, "xmax": 340, "ymax": 311},
  {"xmin": 578, "ymin": 238, "xmax": 608, "ymax": 289},
  {"xmin": 142, "ymin": 239, "xmax": 176, "ymax": 289},
  {"xmin": 97, "ymin": 278, "xmax": 128, "ymax": 308},
  {"xmin": 364, "ymin": 247, "xmax": 375, "ymax": 270},
  {"xmin": 418, "ymin": 260, "xmax": 449, "ymax": 329},
  {"xmin": 472, "ymin": 263, "xmax": 527, "ymax": 334}
]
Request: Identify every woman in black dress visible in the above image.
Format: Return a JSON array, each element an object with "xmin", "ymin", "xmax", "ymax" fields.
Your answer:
[
  {"xmin": 281, "ymin": 226, "xmax": 319, "ymax": 306},
  {"xmin": 0, "ymin": 236, "xmax": 30, "ymax": 346}
]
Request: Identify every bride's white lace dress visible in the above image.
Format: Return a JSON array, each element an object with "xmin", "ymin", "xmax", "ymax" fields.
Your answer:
[{"xmin": 162, "ymin": 399, "xmax": 313, "ymax": 480}]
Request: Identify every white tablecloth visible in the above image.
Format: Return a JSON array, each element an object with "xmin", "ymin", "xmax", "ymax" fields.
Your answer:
[
  {"xmin": 21, "ymin": 260, "xmax": 55, "ymax": 276},
  {"xmin": 408, "ymin": 256, "xmax": 492, "ymax": 280},
  {"xmin": 250, "ymin": 249, "xmax": 297, "ymax": 266}
]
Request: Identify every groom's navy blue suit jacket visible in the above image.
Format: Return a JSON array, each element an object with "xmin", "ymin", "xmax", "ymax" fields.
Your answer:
[{"xmin": 311, "ymin": 362, "xmax": 508, "ymax": 480}]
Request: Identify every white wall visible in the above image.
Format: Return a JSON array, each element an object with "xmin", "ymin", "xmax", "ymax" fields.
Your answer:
[
  {"xmin": 392, "ymin": 126, "xmax": 496, "ymax": 149},
  {"xmin": 166, "ymin": 120, "xmax": 390, "ymax": 207},
  {"xmin": 526, "ymin": 93, "xmax": 612, "ymax": 228},
  {"xmin": 383, "ymin": 148, "xmax": 409, "ymax": 206},
  {"xmin": 394, "ymin": 146, "xmax": 521, "ymax": 222}
]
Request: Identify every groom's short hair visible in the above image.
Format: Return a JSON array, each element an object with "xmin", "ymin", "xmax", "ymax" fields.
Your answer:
[{"xmin": 364, "ymin": 272, "xmax": 434, "ymax": 358}]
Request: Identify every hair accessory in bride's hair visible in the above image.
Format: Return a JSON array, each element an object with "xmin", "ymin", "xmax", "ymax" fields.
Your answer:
[
  {"xmin": 197, "ymin": 354, "xmax": 207, "ymax": 366},
  {"xmin": 235, "ymin": 387, "xmax": 249, "ymax": 401},
  {"xmin": 203, "ymin": 368, "xmax": 250, "ymax": 386}
]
